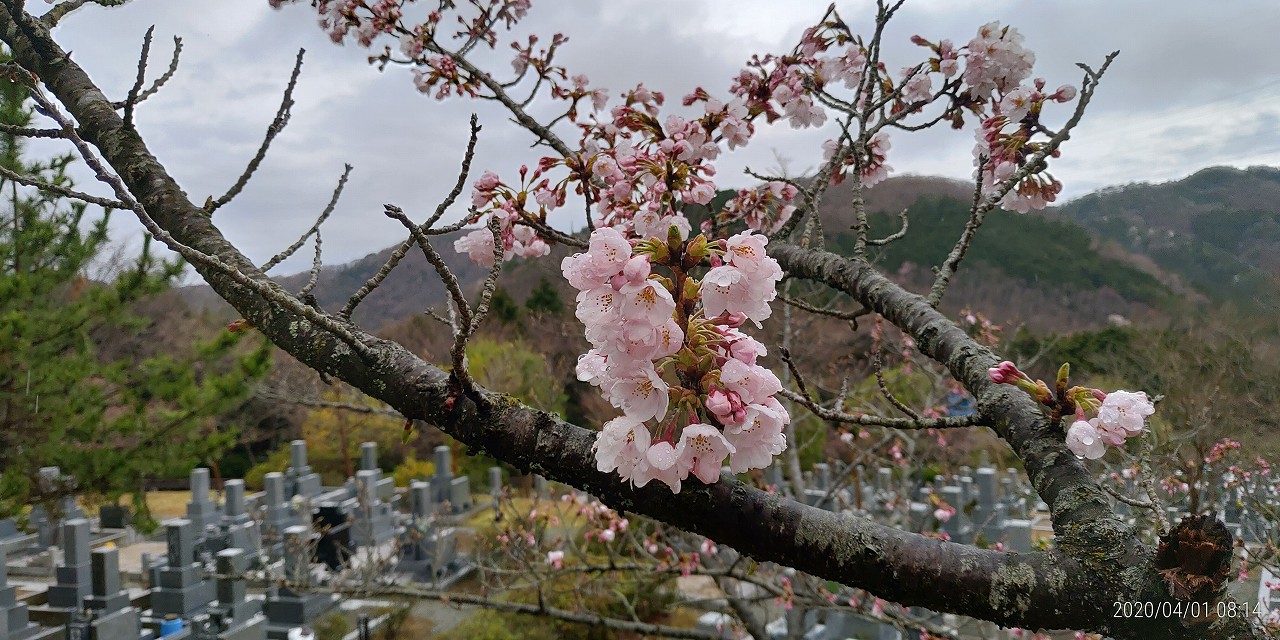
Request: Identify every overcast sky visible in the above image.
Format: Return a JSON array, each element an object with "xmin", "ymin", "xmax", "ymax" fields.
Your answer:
[{"xmin": 31, "ymin": 0, "xmax": 1280, "ymax": 276}]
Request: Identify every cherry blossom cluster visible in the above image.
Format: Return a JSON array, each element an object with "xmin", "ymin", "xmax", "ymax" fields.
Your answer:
[
  {"xmin": 1062, "ymin": 390, "xmax": 1155, "ymax": 460},
  {"xmin": 703, "ymin": 180, "xmax": 798, "ymax": 236},
  {"xmin": 566, "ymin": 227, "xmax": 787, "ymax": 493},
  {"xmin": 452, "ymin": 167, "xmax": 552, "ymax": 266},
  {"xmin": 988, "ymin": 361, "xmax": 1155, "ymax": 460}
]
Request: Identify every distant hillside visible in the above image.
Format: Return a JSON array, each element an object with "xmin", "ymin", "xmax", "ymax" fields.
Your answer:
[
  {"xmin": 1054, "ymin": 165, "xmax": 1280, "ymax": 309},
  {"xmin": 182, "ymin": 172, "xmax": 1236, "ymax": 333},
  {"xmin": 180, "ymin": 229, "xmax": 493, "ymax": 330}
]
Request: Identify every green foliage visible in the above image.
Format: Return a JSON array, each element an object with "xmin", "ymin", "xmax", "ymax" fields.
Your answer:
[
  {"xmin": 488, "ymin": 286, "xmax": 521, "ymax": 325},
  {"xmin": 313, "ymin": 611, "xmax": 349, "ymax": 640},
  {"xmin": 524, "ymin": 276, "xmax": 564, "ymax": 316},
  {"xmin": 391, "ymin": 456, "xmax": 435, "ymax": 487},
  {"xmin": 467, "ymin": 338, "xmax": 567, "ymax": 414},
  {"xmin": 0, "ymin": 63, "xmax": 268, "ymax": 519},
  {"xmin": 836, "ymin": 196, "xmax": 1173, "ymax": 306},
  {"xmin": 243, "ymin": 446, "xmax": 291, "ymax": 491},
  {"xmin": 1056, "ymin": 166, "xmax": 1280, "ymax": 309},
  {"xmin": 457, "ymin": 337, "xmax": 570, "ymax": 486},
  {"xmin": 435, "ymin": 611, "xmax": 527, "ymax": 640}
]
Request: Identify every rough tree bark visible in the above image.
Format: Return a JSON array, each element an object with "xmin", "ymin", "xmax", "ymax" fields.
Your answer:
[{"xmin": 0, "ymin": 3, "xmax": 1264, "ymax": 638}]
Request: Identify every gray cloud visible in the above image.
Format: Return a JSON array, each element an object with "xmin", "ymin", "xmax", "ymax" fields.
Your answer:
[{"xmin": 29, "ymin": 0, "xmax": 1280, "ymax": 276}]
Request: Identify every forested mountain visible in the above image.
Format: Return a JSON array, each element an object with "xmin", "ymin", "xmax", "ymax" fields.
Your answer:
[
  {"xmin": 1054, "ymin": 165, "xmax": 1280, "ymax": 310},
  {"xmin": 179, "ymin": 166, "xmax": 1279, "ymax": 333}
]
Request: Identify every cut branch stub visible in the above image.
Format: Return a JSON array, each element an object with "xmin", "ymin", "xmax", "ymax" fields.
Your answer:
[{"xmin": 1154, "ymin": 512, "xmax": 1233, "ymax": 603}]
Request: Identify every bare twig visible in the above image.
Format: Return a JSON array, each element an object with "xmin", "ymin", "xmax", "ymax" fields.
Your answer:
[
  {"xmin": 112, "ymin": 35, "xmax": 182, "ymax": 108},
  {"xmin": 40, "ymin": 0, "xmax": 128, "ymax": 26},
  {"xmin": 0, "ymin": 123, "xmax": 65, "ymax": 138},
  {"xmin": 20, "ymin": 75, "xmax": 378, "ymax": 362},
  {"xmin": 262, "ymin": 163, "xmax": 352, "ymax": 273},
  {"xmin": 340, "ymin": 118, "xmax": 484, "ymax": 318},
  {"xmin": 299, "ymin": 227, "xmax": 323, "ymax": 297},
  {"xmin": 0, "ymin": 162, "xmax": 126, "ymax": 209},
  {"xmin": 256, "ymin": 389, "xmax": 404, "ymax": 418},
  {"xmin": 206, "ymin": 48, "xmax": 305, "ymax": 215},
  {"xmin": 866, "ymin": 208, "xmax": 909, "ymax": 246},
  {"xmin": 777, "ymin": 387, "xmax": 981, "ymax": 430},
  {"xmin": 121, "ymin": 25, "xmax": 153, "ymax": 129},
  {"xmin": 384, "ymin": 204, "xmax": 492, "ymax": 392},
  {"xmin": 873, "ymin": 325, "xmax": 919, "ymax": 420},
  {"xmin": 424, "ymin": 114, "xmax": 481, "ymax": 230},
  {"xmin": 1101, "ymin": 482, "xmax": 1155, "ymax": 509},
  {"xmin": 778, "ymin": 293, "xmax": 870, "ymax": 322}
]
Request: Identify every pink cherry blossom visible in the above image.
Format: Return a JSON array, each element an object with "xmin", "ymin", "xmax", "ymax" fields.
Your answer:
[
  {"xmin": 453, "ymin": 229, "xmax": 496, "ymax": 267},
  {"xmin": 594, "ymin": 416, "xmax": 653, "ymax": 486},
  {"xmin": 719, "ymin": 358, "xmax": 783, "ymax": 405},
  {"xmin": 1065, "ymin": 419, "xmax": 1106, "ymax": 460},
  {"xmin": 644, "ymin": 441, "xmax": 685, "ymax": 493},
  {"xmin": 606, "ymin": 364, "xmax": 670, "ymax": 423},
  {"xmin": 1095, "ymin": 390, "xmax": 1154, "ymax": 435},
  {"xmin": 547, "ymin": 550, "xmax": 565, "ymax": 569},
  {"xmin": 676, "ymin": 425, "xmax": 735, "ymax": 484},
  {"xmin": 619, "ymin": 278, "xmax": 677, "ymax": 326}
]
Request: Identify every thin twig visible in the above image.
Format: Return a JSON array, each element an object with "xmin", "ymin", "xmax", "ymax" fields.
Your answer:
[
  {"xmin": 872, "ymin": 324, "xmax": 919, "ymax": 419},
  {"xmin": 384, "ymin": 204, "xmax": 482, "ymax": 391},
  {"xmin": 21, "ymin": 76, "xmax": 378, "ymax": 363},
  {"xmin": 777, "ymin": 387, "xmax": 980, "ymax": 430},
  {"xmin": 206, "ymin": 48, "xmax": 305, "ymax": 215},
  {"xmin": 1101, "ymin": 482, "xmax": 1155, "ymax": 509},
  {"xmin": 1137, "ymin": 436, "xmax": 1169, "ymax": 534},
  {"xmin": 299, "ymin": 227, "xmax": 323, "ymax": 297},
  {"xmin": 40, "ymin": 0, "xmax": 128, "ymax": 26},
  {"xmin": 0, "ymin": 123, "xmax": 65, "ymax": 138},
  {"xmin": 424, "ymin": 114, "xmax": 481, "ymax": 230},
  {"xmin": 121, "ymin": 25, "xmax": 153, "ymax": 129},
  {"xmin": 113, "ymin": 35, "xmax": 182, "ymax": 108},
  {"xmin": 341, "ymin": 117, "xmax": 486, "ymax": 318},
  {"xmin": 866, "ymin": 208, "xmax": 909, "ymax": 246},
  {"xmin": 778, "ymin": 293, "xmax": 869, "ymax": 321},
  {"xmin": 0, "ymin": 163, "xmax": 126, "ymax": 209},
  {"xmin": 262, "ymin": 163, "xmax": 351, "ymax": 273}
]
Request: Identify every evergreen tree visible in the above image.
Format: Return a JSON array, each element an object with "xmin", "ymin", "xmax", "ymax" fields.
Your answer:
[
  {"xmin": 524, "ymin": 276, "xmax": 564, "ymax": 316},
  {"xmin": 0, "ymin": 59, "xmax": 269, "ymax": 526}
]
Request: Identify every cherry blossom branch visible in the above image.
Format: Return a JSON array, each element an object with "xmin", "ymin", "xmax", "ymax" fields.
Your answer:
[
  {"xmin": 262, "ymin": 163, "xmax": 351, "ymax": 273},
  {"xmin": 5, "ymin": 4, "xmax": 1266, "ymax": 636},
  {"xmin": 926, "ymin": 51, "xmax": 1118, "ymax": 307},
  {"xmin": 205, "ymin": 48, "xmax": 304, "ymax": 215}
]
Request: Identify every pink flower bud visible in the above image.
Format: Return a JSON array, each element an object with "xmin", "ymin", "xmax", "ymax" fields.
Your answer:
[
  {"xmin": 622, "ymin": 255, "xmax": 650, "ymax": 282},
  {"xmin": 987, "ymin": 360, "xmax": 1023, "ymax": 384},
  {"xmin": 705, "ymin": 389, "xmax": 732, "ymax": 418}
]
